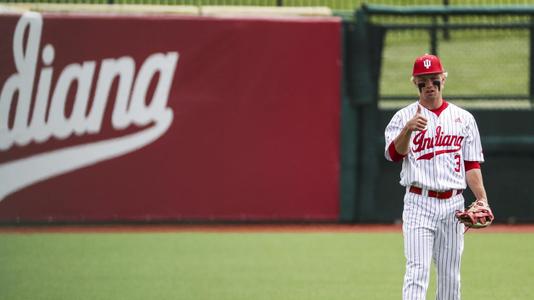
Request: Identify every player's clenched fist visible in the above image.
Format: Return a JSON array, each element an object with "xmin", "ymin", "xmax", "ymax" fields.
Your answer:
[{"xmin": 405, "ymin": 105, "xmax": 427, "ymax": 132}]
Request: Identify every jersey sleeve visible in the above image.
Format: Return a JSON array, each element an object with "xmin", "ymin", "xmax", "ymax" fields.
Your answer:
[
  {"xmin": 463, "ymin": 115, "xmax": 484, "ymax": 163},
  {"xmin": 384, "ymin": 112, "xmax": 405, "ymax": 161}
]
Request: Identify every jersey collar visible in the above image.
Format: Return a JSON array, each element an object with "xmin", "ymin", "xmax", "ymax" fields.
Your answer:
[{"xmin": 430, "ymin": 99, "xmax": 448, "ymax": 117}]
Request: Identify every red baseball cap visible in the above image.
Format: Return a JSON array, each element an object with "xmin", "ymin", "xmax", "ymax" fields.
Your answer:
[{"xmin": 412, "ymin": 54, "xmax": 444, "ymax": 76}]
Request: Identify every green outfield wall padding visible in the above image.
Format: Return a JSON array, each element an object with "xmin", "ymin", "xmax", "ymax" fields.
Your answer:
[{"xmin": 339, "ymin": 21, "xmax": 359, "ymax": 222}]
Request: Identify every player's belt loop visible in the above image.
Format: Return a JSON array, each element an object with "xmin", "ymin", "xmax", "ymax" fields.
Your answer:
[{"xmin": 423, "ymin": 189, "xmax": 429, "ymax": 197}]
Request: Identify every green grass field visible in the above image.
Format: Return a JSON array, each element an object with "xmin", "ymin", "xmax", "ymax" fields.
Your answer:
[{"xmin": 1, "ymin": 230, "xmax": 533, "ymax": 299}]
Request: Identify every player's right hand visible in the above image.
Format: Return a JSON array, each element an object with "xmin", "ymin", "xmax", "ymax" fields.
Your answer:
[{"xmin": 405, "ymin": 105, "xmax": 427, "ymax": 132}]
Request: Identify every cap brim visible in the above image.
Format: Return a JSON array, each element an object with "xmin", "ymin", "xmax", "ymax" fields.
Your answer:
[{"xmin": 413, "ymin": 71, "xmax": 443, "ymax": 76}]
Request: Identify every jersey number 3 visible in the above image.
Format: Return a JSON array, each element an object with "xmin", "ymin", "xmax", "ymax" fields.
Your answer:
[{"xmin": 454, "ymin": 154, "xmax": 461, "ymax": 172}]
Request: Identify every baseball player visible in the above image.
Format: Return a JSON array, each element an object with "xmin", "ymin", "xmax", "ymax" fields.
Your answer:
[{"xmin": 384, "ymin": 54, "xmax": 490, "ymax": 299}]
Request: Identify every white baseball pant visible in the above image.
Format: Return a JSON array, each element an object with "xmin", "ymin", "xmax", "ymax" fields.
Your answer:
[{"xmin": 402, "ymin": 190, "xmax": 465, "ymax": 300}]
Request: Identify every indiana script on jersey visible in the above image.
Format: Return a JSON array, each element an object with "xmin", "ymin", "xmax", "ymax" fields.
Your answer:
[{"xmin": 412, "ymin": 126, "xmax": 464, "ymax": 160}]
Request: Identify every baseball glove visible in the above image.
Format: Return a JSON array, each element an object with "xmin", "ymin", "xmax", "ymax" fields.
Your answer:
[{"xmin": 455, "ymin": 200, "xmax": 494, "ymax": 229}]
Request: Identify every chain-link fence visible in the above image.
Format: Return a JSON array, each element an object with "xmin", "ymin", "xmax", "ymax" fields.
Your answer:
[{"xmin": 353, "ymin": 5, "xmax": 534, "ymax": 110}]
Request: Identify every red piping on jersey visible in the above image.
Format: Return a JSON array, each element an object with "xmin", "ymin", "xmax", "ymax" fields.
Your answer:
[
  {"xmin": 388, "ymin": 142, "xmax": 406, "ymax": 162},
  {"xmin": 465, "ymin": 161, "xmax": 481, "ymax": 171},
  {"xmin": 429, "ymin": 100, "xmax": 448, "ymax": 117}
]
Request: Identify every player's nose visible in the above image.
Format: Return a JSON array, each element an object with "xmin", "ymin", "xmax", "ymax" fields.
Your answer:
[{"xmin": 422, "ymin": 79, "xmax": 437, "ymax": 88}]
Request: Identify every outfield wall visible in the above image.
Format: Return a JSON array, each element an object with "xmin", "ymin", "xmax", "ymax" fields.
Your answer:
[
  {"xmin": 0, "ymin": 12, "xmax": 342, "ymax": 222},
  {"xmin": 3, "ymin": 9, "xmax": 532, "ymax": 224}
]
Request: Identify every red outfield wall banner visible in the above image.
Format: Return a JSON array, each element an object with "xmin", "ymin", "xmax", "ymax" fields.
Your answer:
[{"xmin": 0, "ymin": 12, "xmax": 341, "ymax": 222}]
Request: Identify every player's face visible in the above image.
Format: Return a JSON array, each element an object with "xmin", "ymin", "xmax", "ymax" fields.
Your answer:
[{"xmin": 414, "ymin": 74, "xmax": 444, "ymax": 100}]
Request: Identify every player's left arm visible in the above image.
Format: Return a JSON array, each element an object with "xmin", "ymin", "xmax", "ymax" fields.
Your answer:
[
  {"xmin": 466, "ymin": 168, "xmax": 488, "ymax": 204},
  {"xmin": 464, "ymin": 114, "xmax": 488, "ymax": 204}
]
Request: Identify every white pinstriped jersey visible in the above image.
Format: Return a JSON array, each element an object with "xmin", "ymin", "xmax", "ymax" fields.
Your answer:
[{"xmin": 384, "ymin": 101, "xmax": 484, "ymax": 191}]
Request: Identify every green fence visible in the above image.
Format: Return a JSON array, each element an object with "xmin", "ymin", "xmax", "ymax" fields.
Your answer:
[{"xmin": 353, "ymin": 5, "xmax": 534, "ymax": 106}]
